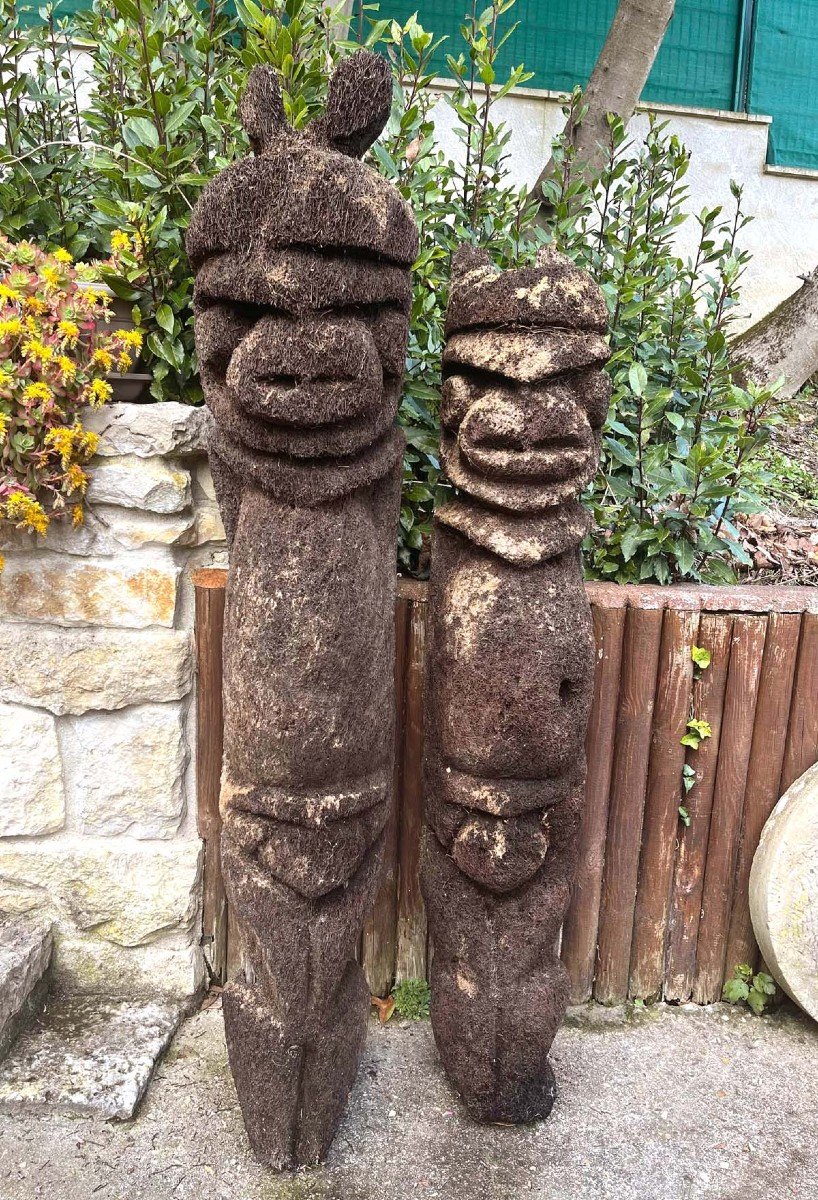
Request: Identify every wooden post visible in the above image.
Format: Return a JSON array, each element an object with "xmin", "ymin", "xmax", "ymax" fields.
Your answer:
[
  {"xmin": 362, "ymin": 593, "xmax": 411, "ymax": 996},
  {"xmin": 561, "ymin": 602, "xmax": 626, "ymax": 1003},
  {"xmin": 395, "ymin": 586, "xmax": 428, "ymax": 983},
  {"xmin": 780, "ymin": 612, "xmax": 818, "ymax": 794},
  {"xmin": 664, "ymin": 614, "xmax": 732, "ymax": 1002},
  {"xmin": 628, "ymin": 607, "xmax": 699, "ymax": 1000},
  {"xmin": 594, "ymin": 604, "xmax": 663, "ymax": 1004},
  {"xmin": 723, "ymin": 612, "xmax": 801, "ymax": 978},
  {"xmin": 193, "ymin": 568, "xmax": 228, "ymax": 985},
  {"xmin": 693, "ymin": 614, "xmax": 767, "ymax": 1003}
]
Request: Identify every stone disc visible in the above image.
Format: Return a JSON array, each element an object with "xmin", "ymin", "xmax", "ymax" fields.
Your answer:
[{"xmin": 750, "ymin": 762, "xmax": 818, "ymax": 1022}]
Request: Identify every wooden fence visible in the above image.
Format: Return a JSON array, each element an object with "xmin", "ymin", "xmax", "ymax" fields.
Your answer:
[{"xmin": 193, "ymin": 570, "xmax": 818, "ymax": 1005}]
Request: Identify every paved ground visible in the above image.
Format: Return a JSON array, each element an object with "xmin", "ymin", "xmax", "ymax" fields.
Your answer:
[{"xmin": 0, "ymin": 998, "xmax": 816, "ymax": 1200}]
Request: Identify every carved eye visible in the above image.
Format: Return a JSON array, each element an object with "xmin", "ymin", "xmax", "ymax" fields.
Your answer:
[{"xmin": 559, "ymin": 678, "xmax": 576, "ymax": 704}]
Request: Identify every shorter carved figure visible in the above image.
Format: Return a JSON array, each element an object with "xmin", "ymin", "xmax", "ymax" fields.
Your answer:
[{"xmin": 422, "ymin": 244, "xmax": 610, "ymax": 1122}]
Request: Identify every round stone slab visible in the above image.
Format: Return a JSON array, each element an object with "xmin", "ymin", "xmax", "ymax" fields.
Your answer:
[{"xmin": 750, "ymin": 761, "xmax": 818, "ymax": 1021}]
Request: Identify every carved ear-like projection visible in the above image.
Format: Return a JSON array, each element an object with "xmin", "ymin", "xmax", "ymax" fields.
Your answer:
[
  {"xmin": 310, "ymin": 50, "xmax": 392, "ymax": 158},
  {"xmin": 240, "ymin": 65, "xmax": 288, "ymax": 155}
]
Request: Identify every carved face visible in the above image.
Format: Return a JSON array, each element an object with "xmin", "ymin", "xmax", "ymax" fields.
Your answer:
[
  {"xmin": 440, "ymin": 246, "xmax": 610, "ymax": 515},
  {"xmin": 441, "ymin": 349, "xmax": 610, "ymax": 512},
  {"xmin": 187, "ymin": 54, "xmax": 417, "ymax": 475}
]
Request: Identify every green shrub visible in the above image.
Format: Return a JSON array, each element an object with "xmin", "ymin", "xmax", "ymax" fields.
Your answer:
[
  {"xmin": 0, "ymin": 2, "xmax": 785, "ymax": 579},
  {"xmin": 392, "ymin": 977, "xmax": 431, "ymax": 1020}
]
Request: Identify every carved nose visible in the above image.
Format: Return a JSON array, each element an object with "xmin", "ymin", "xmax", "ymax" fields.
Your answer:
[
  {"xmin": 227, "ymin": 313, "xmax": 383, "ymax": 427},
  {"xmin": 458, "ymin": 387, "xmax": 594, "ymax": 482}
]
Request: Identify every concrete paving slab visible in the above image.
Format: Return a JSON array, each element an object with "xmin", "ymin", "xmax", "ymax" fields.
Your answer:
[
  {"xmin": 0, "ymin": 1000, "xmax": 815, "ymax": 1200},
  {"xmin": 0, "ymin": 995, "xmax": 183, "ymax": 1120}
]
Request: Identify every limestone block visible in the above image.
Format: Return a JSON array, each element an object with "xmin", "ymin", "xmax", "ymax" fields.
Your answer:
[
  {"xmin": 0, "ymin": 915, "xmax": 53, "ymax": 1058},
  {"xmin": 0, "ymin": 625, "xmax": 192, "ymax": 715},
  {"xmin": 0, "ymin": 837, "xmax": 202, "ymax": 950},
  {"xmin": 193, "ymin": 459, "xmax": 216, "ymax": 502},
  {"xmin": 194, "ymin": 500, "xmax": 226, "ymax": 545},
  {"xmin": 58, "ymin": 932, "xmax": 204, "ymax": 999},
  {"xmin": 83, "ymin": 402, "xmax": 212, "ymax": 458},
  {"xmin": 61, "ymin": 703, "xmax": 187, "ymax": 838},
  {"xmin": 750, "ymin": 762, "xmax": 818, "ymax": 1022},
  {"xmin": 93, "ymin": 505, "xmax": 196, "ymax": 549},
  {"xmin": 0, "ymin": 995, "xmax": 183, "ymax": 1120},
  {"xmin": 0, "ymin": 551, "xmax": 180, "ymax": 628},
  {"xmin": 0, "ymin": 704, "xmax": 64, "ymax": 836},
  {"xmin": 87, "ymin": 455, "xmax": 191, "ymax": 514}
]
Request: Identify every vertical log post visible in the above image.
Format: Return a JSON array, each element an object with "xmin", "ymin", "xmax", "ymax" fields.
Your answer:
[
  {"xmin": 395, "ymin": 585, "xmax": 428, "ymax": 983},
  {"xmin": 780, "ymin": 612, "xmax": 818, "ymax": 793},
  {"xmin": 594, "ymin": 604, "xmax": 663, "ymax": 1004},
  {"xmin": 362, "ymin": 592, "xmax": 411, "ymax": 996},
  {"xmin": 723, "ymin": 612, "xmax": 801, "ymax": 977},
  {"xmin": 561, "ymin": 602, "xmax": 626, "ymax": 1003},
  {"xmin": 693, "ymin": 614, "xmax": 767, "ymax": 1003},
  {"xmin": 193, "ymin": 567, "xmax": 228, "ymax": 985},
  {"xmin": 629, "ymin": 606, "xmax": 699, "ymax": 1000},
  {"xmin": 664, "ymin": 614, "xmax": 733, "ymax": 1002}
]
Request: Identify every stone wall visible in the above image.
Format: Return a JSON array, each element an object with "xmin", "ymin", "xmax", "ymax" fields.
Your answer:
[{"xmin": 0, "ymin": 403, "xmax": 226, "ymax": 1000}]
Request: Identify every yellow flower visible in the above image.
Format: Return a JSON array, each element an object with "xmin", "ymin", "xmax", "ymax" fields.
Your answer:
[
  {"xmin": 111, "ymin": 230, "xmax": 132, "ymax": 254},
  {"xmin": 0, "ymin": 283, "xmax": 20, "ymax": 304},
  {"xmin": 57, "ymin": 355, "xmax": 77, "ymax": 381},
  {"xmin": 45, "ymin": 425, "xmax": 75, "ymax": 467},
  {"xmin": 0, "ymin": 318, "xmax": 22, "ymax": 340},
  {"xmin": 58, "ymin": 319, "xmax": 80, "ymax": 346},
  {"xmin": 22, "ymin": 339, "xmax": 54, "ymax": 363},
  {"xmin": 24, "ymin": 297, "xmax": 48, "ymax": 316},
  {"xmin": 53, "ymin": 248, "xmax": 73, "ymax": 264},
  {"xmin": 84, "ymin": 289, "xmax": 100, "ymax": 307},
  {"xmin": 22, "ymin": 381, "xmax": 52, "ymax": 404},
  {"xmin": 91, "ymin": 347, "xmax": 113, "ymax": 371},
  {"xmin": 79, "ymin": 430, "xmax": 100, "ymax": 459},
  {"xmin": 40, "ymin": 266, "xmax": 61, "ymax": 289},
  {"xmin": 86, "ymin": 378, "xmax": 112, "ymax": 407},
  {"xmin": 119, "ymin": 328, "xmax": 143, "ymax": 352},
  {"xmin": 5, "ymin": 492, "xmax": 49, "ymax": 536},
  {"xmin": 0, "ymin": 413, "xmax": 8, "ymax": 439},
  {"xmin": 71, "ymin": 504, "xmax": 84, "ymax": 528},
  {"xmin": 117, "ymin": 351, "xmax": 133, "ymax": 373},
  {"xmin": 65, "ymin": 464, "xmax": 88, "ymax": 495},
  {"xmin": 0, "ymin": 552, "xmax": 4, "ymax": 573}
]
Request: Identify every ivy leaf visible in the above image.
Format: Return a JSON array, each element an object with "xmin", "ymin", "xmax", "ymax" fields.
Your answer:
[
  {"xmin": 155, "ymin": 304, "xmax": 175, "ymax": 334},
  {"xmin": 723, "ymin": 978, "xmax": 750, "ymax": 1004},
  {"xmin": 691, "ymin": 645, "xmax": 712, "ymax": 670}
]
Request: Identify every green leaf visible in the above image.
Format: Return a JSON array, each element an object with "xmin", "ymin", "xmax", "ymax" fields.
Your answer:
[
  {"xmin": 723, "ymin": 978, "xmax": 750, "ymax": 1004},
  {"xmin": 123, "ymin": 117, "xmax": 160, "ymax": 150},
  {"xmin": 691, "ymin": 645, "xmax": 712, "ymax": 670},
  {"xmin": 155, "ymin": 304, "xmax": 175, "ymax": 334},
  {"xmin": 628, "ymin": 362, "xmax": 648, "ymax": 397}
]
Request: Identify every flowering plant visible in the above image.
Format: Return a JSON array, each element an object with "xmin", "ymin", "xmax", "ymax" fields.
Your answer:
[{"xmin": 0, "ymin": 236, "xmax": 142, "ymax": 539}]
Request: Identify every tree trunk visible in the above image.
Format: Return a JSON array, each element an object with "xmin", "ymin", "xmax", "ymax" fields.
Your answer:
[
  {"xmin": 533, "ymin": 0, "xmax": 676, "ymax": 220},
  {"xmin": 733, "ymin": 267, "xmax": 818, "ymax": 396}
]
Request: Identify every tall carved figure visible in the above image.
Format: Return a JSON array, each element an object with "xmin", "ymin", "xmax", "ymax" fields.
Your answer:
[
  {"xmin": 422, "ymin": 244, "xmax": 610, "ymax": 1123},
  {"xmin": 187, "ymin": 53, "xmax": 417, "ymax": 1168}
]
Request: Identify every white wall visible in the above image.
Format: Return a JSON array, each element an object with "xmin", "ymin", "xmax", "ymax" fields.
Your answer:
[{"xmin": 431, "ymin": 84, "xmax": 818, "ymax": 331}]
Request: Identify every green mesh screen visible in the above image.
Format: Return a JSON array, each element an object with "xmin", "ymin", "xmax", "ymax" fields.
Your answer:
[
  {"xmin": 748, "ymin": 0, "xmax": 818, "ymax": 168},
  {"xmin": 14, "ymin": 1, "xmax": 818, "ymax": 170},
  {"xmin": 381, "ymin": 0, "xmax": 742, "ymax": 111}
]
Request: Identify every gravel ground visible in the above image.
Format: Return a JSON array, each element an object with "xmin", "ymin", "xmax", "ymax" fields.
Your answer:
[{"xmin": 0, "ymin": 999, "xmax": 816, "ymax": 1200}]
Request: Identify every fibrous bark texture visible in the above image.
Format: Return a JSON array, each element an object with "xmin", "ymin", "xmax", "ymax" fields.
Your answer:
[
  {"xmin": 187, "ymin": 53, "xmax": 417, "ymax": 1169},
  {"xmin": 422, "ymin": 245, "xmax": 609, "ymax": 1123}
]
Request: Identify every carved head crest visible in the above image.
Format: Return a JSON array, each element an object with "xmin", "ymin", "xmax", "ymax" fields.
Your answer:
[{"xmin": 187, "ymin": 52, "xmax": 418, "ymax": 508}]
